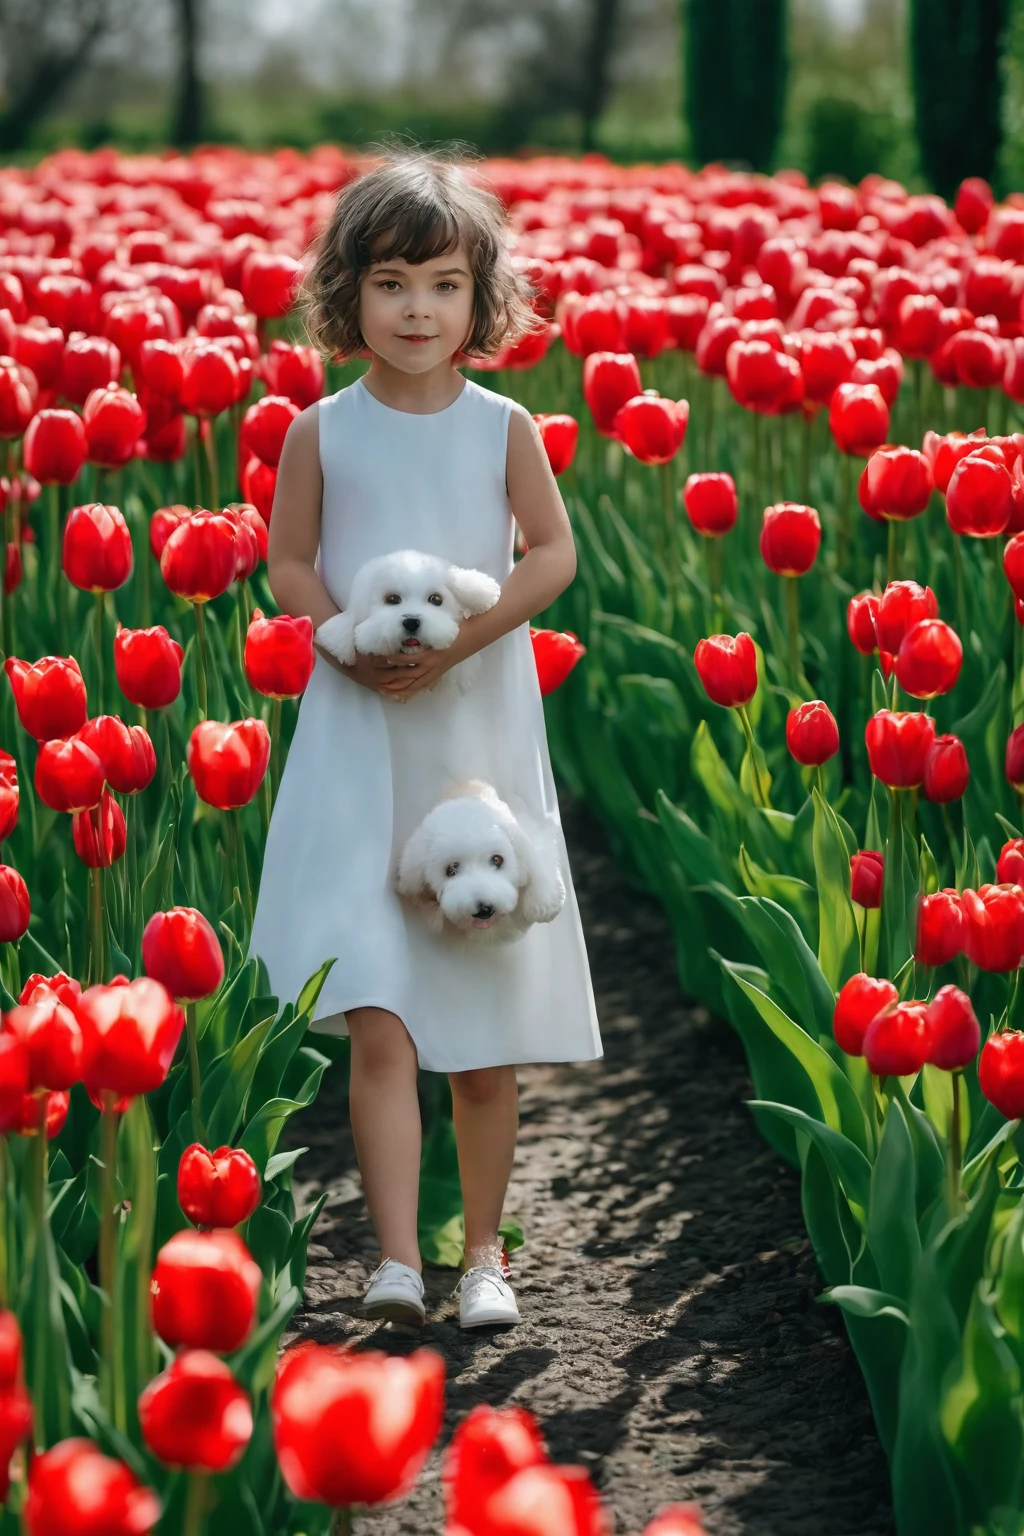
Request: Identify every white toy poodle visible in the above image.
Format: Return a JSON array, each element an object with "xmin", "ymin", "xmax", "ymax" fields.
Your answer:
[
  {"xmin": 314, "ymin": 549, "xmax": 501, "ymax": 697},
  {"xmin": 397, "ymin": 779, "xmax": 566, "ymax": 945}
]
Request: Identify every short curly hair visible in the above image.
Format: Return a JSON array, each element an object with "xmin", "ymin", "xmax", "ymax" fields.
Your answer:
[{"xmin": 297, "ymin": 142, "xmax": 542, "ymax": 363}]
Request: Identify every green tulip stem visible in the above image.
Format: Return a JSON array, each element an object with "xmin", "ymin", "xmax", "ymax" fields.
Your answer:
[
  {"xmin": 0, "ymin": 1134, "xmax": 8, "ymax": 1309},
  {"xmin": 88, "ymin": 860, "xmax": 106, "ymax": 988},
  {"xmin": 46, "ymin": 483, "xmax": 60, "ymax": 629},
  {"xmin": 331, "ymin": 1511, "xmax": 354, "ymax": 1536},
  {"xmin": 706, "ymin": 536, "xmax": 722, "ymax": 630},
  {"xmin": 94, "ymin": 589, "xmax": 105, "ymax": 715},
  {"xmin": 837, "ymin": 452, "xmax": 852, "ymax": 569},
  {"xmin": 886, "ymin": 517, "xmax": 898, "ymax": 586},
  {"xmin": 951, "ymin": 532, "xmax": 967, "ymax": 642},
  {"xmin": 29, "ymin": 1095, "xmax": 49, "ymax": 1447},
  {"xmin": 800, "ymin": 413, "xmax": 812, "ymax": 506},
  {"xmin": 191, "ymin": 423, "xmax": 204, "ymax": 507},
  {"xmin": 270, "ymin": 697, "xmax": 283, "ymax": 798},
  {"xmin": 98, "ymin": 1100, "xmax": 120, "ymax": 1426},
  {"xmin": 857, "ymin": 907, "xmax": 867, "ymax": 976},
  {"xmin": 204, "ymin": 419, "xmax": 220, "ymax": 512},
  {"xmin": 703, "ymin": 373, "xmax": 716, "ymax": 467},
  {"xmin": 183, "ymin": 1470, "xmax": 210, "ymax": 1536},
  {"xmin": 193, "ymin": 602, "xmax": 209, "ymax": 720},
  {"xmin": 660, "ymin": 458, "xmax": 677, "ymax": 548},
  {"xmin": 737, "ymin": 705, "xmax": 769, "ymax": 809},
  {"xmin": 236, "ymin": 583, "xmax": 249, "ymax": 681},
  {"xmin": 186, "ymin": 1002, "xmax": 203, "ymax": 1141},
  {"xmin": 948, "ymin": 1069, "xmax": 964, "ymax": 1215},
  {"xmin": 785, "ymin": 577, "xmax": 800, "ymax": 683}
]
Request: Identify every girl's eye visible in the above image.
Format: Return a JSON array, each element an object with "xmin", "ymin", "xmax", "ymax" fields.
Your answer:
[
  {"xmin": 445, "ymin": 861, "xmax": 460, "ymax": 877},
  {"xmin": 384, "ymin": 593, "xmax": 401, "ymax": 604},
  {"xmin": 427, "ymin": 593, "xmax": 443, "ymax": 605},
  {"xmin": 491, "ymin": 854, "xmax": 504, "ymax": 868}
]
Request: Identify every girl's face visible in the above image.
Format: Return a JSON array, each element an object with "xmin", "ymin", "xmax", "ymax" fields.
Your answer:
[{"xmin": 357, "ymin": 239, "xmax": 475, "ymax": 374}]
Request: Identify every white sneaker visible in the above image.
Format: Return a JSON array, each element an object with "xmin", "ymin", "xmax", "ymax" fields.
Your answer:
[
  {"xmin": 455, "ymin": 1264, "xmax": 522, "ymax": 1328},
  {"xmin": 362, "ymin": 1258, "xmax": 426, "ymax": 1325}
]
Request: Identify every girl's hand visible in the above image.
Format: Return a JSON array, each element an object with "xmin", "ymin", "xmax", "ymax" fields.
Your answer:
[
  {"xmin": 316, "ymin": 646, "xmax": 403, "ymax": 694},
  {"xmin": 376, "ymin": 646, "xmax": 455, "ymax": 701}
]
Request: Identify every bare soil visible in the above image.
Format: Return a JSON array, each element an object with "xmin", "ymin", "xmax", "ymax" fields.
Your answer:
[{"xmin": 287, "ymin": 793, "xmax": 894, "ymax": 1536}]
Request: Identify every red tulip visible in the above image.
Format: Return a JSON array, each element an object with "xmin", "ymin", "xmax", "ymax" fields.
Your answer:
[
  {"xmin": 160, "ymin": 510, "xmax": 238, "ymax": 603},
  {"xmin": 62, "ymin": 503, "xmax": 133, "ymax": 592},
  {"xmin": 82, "ymin": 386, "xmax": 145, "ymax": 469},
  {"xmin": 244, "ymin": 610, "xmax": 314, "ymax": 699},
  {"xmin": 623, "ymin": 295, "xmax": 670, "ymax": 358},
  {"xmin": 956, "ymin": 177, "xmax": 994, "ymax": 233},
  {"xmin": 0, "ymin": 867, "xmax": 29, "ymax": 944},
  {"xmin": 187, "ymin": 718, "xmax": 270, "ymax": 810},
  {"xmin": 922, "ymin": 429, "xmax": 988, "ymax": 493},
  {"xmin": 139, "ymin": 1351, "xmax": 252, "ymax": 1472},
  {"xmin": 61, "ymin": 336, "xmax": 121, "ymax": 407},
  {"xmin": 833, "ymin": 974, "xmax": 898, "ymax": 1056},
  {"xmin": 533, "ymin": 414, "xmax": 579, "ymax": 476},
  {"xmin": 5, "ymin": 655, "xmax": 87, "ymax": 741},
  {"xmin": 859, "ymin": 445, "xmax": 932, "ymax": 522},
  {"xmin": 790, "ymin": 329, "xmax": 854, "ymax": 406},
  {"xmin": 241, "ymin": 252, "xmax": 301, "ymax": 318},
  {"xmin": 178, "ymin": 1144, "xmax": 261, "ymax": 1228},
  {"xmin": 2, "ymin": 992, "xmax": 88, "ymax": 1091},
  {"xmin": 4, "ymin": 543, "xmax": 20, "ymax": 596},
  {"xmin": 865, "ymin": 709, "xmax": 936, "ymax": 788},
  {"xmin": 1007, "ymin": 724, "xmax": 1024, "ymax": 790},
  {"xmin": 759, "ymin": 502, "xmax": 821, "ymax": 576},
  {"xmin": 0, "ymin": 752, "xmax": 16, "ymax": 843},
  {"xmin": 726, "ymin": 339, "xmax": 803, "ymax": 414},
  {"xmin": 946, "ymin": 452, "xmax": 1013, "ymax": 537},
  {"xmin": 573, "ymin": 292, "xmax": 624, "ymax": 355},
  {"xmin": 240, "ymin": 455, "xmax": 276, "ymax": 523},
  {"xmin": 443, "ymin": 1405, "xmax": 548, "ymax": 1529},
  {"xmin": 923, "ymin": 733, "xmax": 969, "ymax": 802},
  {"xmin": 695, "ymin": 312, "xmax": 743, "ymax": 375},
  {"xmin": 75, "ymin": 976, "xmax": 185, "ymax": 1099},
  {"xmin": 22, "ymin": 408, "xmax": 87, "ymax": 484},
  {"xmin": 927, "ymin": 985, "xmax": 980, "ymax": 1071},
  {"xmin": 272, "ymin": 1342, "xmax": 445, "ymax": 1506},
  {"xmin": 24, "ymin": 1438, "xmax": 161, "ymax": 1536},
  {"xmin": 915, "ymin": 889, "xmax": 964, "ymax": 967},
  {"xmin": 850, "ymin": 849, "xmax": 884, "ymax": 909},
  {"xmin": 949, "ymin": 328, "xmax": 1005, "ymax": 390},
  {"xmin": 148, "ymin": 504, "xmax": 190, "ymax": 561},
  {"xmin": 19, "ymin": 972, "xmax": 81, "ymax": 1010},
  {"xmin": 785, "ymin": 701, "xmax": 838, "ymax": 766},
  {"xmin": 998, "ymin": 838, "xmax": 1024, "ymax": 885},
  {"xmin": 895, "ymin": 619, "xmax": 962, "ymax": 699},
  {"xmin": 0, "ymin": 360, "xmax": 35, "ymax": 439},
  {"xmin": 683, "ymin": 472, "xmax": 737, "ymax": 537},
  {"xmin": 142, "ymin": 907, "xmax": 224, "ymax": 1002},
  {"xmin": 582, "ymin": 353, "xmax": 642, "ymax": 436},
  {"xmin": 13, "ymin": 1089, "xmax": 69, "ymax": 1139},
  {"xmin": 151, "ymin": 1228, "xmax": 261, "ymax": 1353},
  {"xmin": 180, "ymin": 340, "xmax": 239, "ymax": 418},
  {"xmin": 1005, "ymin": 532, "xmax": 1024, "ymax": 603},
  {"xmin": 261, "ymin": 341, "xmax": 324, "ymax": 408},
  {"xmin": 979, "ymin": 1030, "xmax": 1024, "ymax": 1118},
  {"xmin": 874, "ymin": 581, "xmax": 939, "ymax": 655},
  {"xmin": 615, "ymin": 393, "xmax": 689, "ymax": 463},
  {"xmin": 459, "ymin": 1462, "xmax": 605, "ymax": 1536},
  {"xmin": 239, "ymin": 395, "xmax": 299, "ymax": 468},
  {"xmin": 961, "ymin": 884, "xmax": 1024, "ymax": 971},
  {"xmin": 72, "ymin": 789, "xmax": 126, "ymax": 868},
  {"xmin": 643, "ymin": 1508, "xmax": 707, "ymax": 1536},
  {"xmin": 846, "ymin": 592, "xmax": 879, "ymax": 655},
  {"xmin": 829, "ymin": 382, "xmax": 889, "ymax": 456},
  {"xmin": 895, "ymin": 293, "xmax": 943, "ymax": 357},
  {"xmin": 34, "ymin": 734, "xmax": 104, "ymax": 813},
  {"xmin": 0, "ymin": 1032, "xmax": 29, "ymax": 1134},
  {"xmin": 694, "ymin": 633, "xmax": 757, "ymax": 709},
  {"xmin": 666, "ymin": 294, "xmax": 711, "ymax": 351},
  {"xmin": 863, "ymin": 1001, "xmax": 931, "ymax": 1076},
  {"xmin": 77, "ymin": 715, "xmax": 148, "ymax": 793},
  {"xmin": 113, "ymin": 624, "xmax": 184, "ymax": 710},
  {"xmin": 530, "ymin": 628, "xmax": 585, "ymax": 696}
]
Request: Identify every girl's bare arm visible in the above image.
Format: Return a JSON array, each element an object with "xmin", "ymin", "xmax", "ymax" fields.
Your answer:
[{"xmin": 445, "ymin": 408, "xmax": 577, "ymax": 664}]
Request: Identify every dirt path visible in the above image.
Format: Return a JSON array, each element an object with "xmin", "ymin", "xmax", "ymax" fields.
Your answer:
[{"xmin": 287, "ymin": 793, "xmax": 893, "ymax": 1536}]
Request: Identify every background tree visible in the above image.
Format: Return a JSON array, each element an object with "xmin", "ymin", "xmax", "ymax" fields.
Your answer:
[
  {"xmin": 682, "ymin": 0, "xmax": 788, "ymax": 171},
  {"xmin": 909, "ymin": 0, "xmax": 1010, "ymax": 198},
  {"xmin": 170, "ymin": 0, "xmax": 205, "ymax": 145},
  {"xmin": 0, "ymin": 0, "xmax": 134, "ymax": 152}
]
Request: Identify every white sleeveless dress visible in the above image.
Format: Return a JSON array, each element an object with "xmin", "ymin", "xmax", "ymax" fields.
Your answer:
[{"xmin": 246, "ymin": 374, "xmax": 604, "ymax": 1073}]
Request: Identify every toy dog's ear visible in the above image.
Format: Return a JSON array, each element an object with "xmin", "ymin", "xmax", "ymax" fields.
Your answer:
[
  {"xmin": 507, "ymin": 818, "xmax": 566, "ymax": 925},
  {"xmin": 314, "ymin": 611, "xmax": 357, "ymax": 666},
  {"xmin": 446, "ymin": 565, "xmax": 502, "ymax": 617}
]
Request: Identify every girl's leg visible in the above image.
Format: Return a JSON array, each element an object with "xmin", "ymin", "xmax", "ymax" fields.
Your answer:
[
  {"xmin": 448, "ymin": 1065, "xmax": 519, "ymax": 1268},
  {"xmin": 346, "ymin": 1006, "xmax": 422, "ymax": 1271}
]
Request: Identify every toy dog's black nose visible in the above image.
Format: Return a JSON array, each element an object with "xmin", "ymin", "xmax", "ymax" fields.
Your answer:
[
  {"xmin": 473, "ymin": 903, "xmax": 494, "ymax": 920},
  {"xmin": 402, "ymin": 615, "xmax": 421, "ymax": 633}
]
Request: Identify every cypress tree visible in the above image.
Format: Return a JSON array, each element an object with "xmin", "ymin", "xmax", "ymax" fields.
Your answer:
[
  {"xmin": 909, "ymin": 0, "xmax": 1010, "ymax": 199},
  {"xmin": 683, "ymin": 0, "xmax": 788, "ymax": 172}
]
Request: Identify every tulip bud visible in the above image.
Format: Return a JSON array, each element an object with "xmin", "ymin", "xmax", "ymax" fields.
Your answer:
[
  {"xmin": 614, "ymin": 393, "xmax": 689, "ymax": 464},
  {"xmin": 923, "ymin": 734, "xmax": 969, "ymax": 803},
  {"xmin": 846, "ymin": 592, "xmax": 879, "ymax": 655},
  {"xmin": 113, "ymin": 623, "xmax": 184, "ymax": 710},
  {"xmin": 979, "ymin": 1030, "xmax": 1024, "ymax": 1119},
  {"xmin": 0, "ymin": 866, "xmax": 29, "ymax": 944},
  {"xmin": 829, "ymin": 382, "xmax": 889, "ymax": 456},
  {"xmin": 2, "ymin": 994, "xmax": 88, "ymax": 1091},
  {"xmin": 244, "ymin": 610, "xmax": 314, "ymax": 700},
  {"xmin": 759, "ymin": 503, "xmax": 821, "ymax": 576},
  {"xmin": 160, "ymin": 510, "xmax": 238, "ymax": 604},
  {"xmin": 178, "ymin": 1144, "xmax": 261, "ymax": 1229},
  {"xmin": 914, "ymin": 889, "xmax": 964, "ymax": 967},
  {"xmin": 726, "ymin": 339, "xmax": 803, "ymax": 415},
  {"xmin": 926, "ymin": 985, "xmax": 980, "ymax": 1071},
  {"xmin": 139, "ymin": 1351, "xmax": 253, "ymax": 1473},
  {"xmin": 532, "ymin": 414, "xmax": 579, "ymax": 477},
  {"xmin": 25, "ymin": 1439, "xmax": 161, "ymax": 1536},
  {"xmin": 850, "ymin": 850, "xmax": 884, "ymax": 909},
  {"xmin": 895, "ymin": 619, "xmax": 963, "ymax": 699},
  {"xmin": 34, "ymin": 734, "xmax": 105, "ymax": 814},
  {"xmin": 1008, "ymin": 724, "xmax": 1024, "ymax": 790},
  {"xmin": 5, "ymin": 655, "xmax": 87, "ymax": 742},
  {"xmin": 693, "ymin": 633, "xmax": 758, "ymax": 709},
  {"xmin": 242, "ymin": 252, "xmax": 301, "ymax": 319},
  {"xmin": 961, "ymin": 884, "xmax": 1024, "ymax": 972},
  {"xmin": 71, "ymin": 789, "xmax": 126, "ymax": 868},
  {"xmin": 529, "ymin": 628, "xmax": 585, "ymax": 695},
  {"xmin": 865, "ymin": 709, "xmax": 936, "ymax": 789},
  {"xmin": 82, "ymin": 386, "xmax": 145, "ymax": 469},
  {"xmin": 998, "ymin": 838, "xmax": 1024, "ymax": 886},
  {"xmin": 833, "ymin": 973, "xmax": 898, "ymax": 1056},
  {"xmin": 683, "ymin": 473, "xmax": 737, "ymax": 537},
  {"xmin": 874, "ymin": 580, "xmax": 939, "ymax": 655},
  {"xmin": 142, "ymin": 907, "xmax": 224, "ymax": 1002},
  {"xmin": 946, "ymin": 452, "xmax": 1013, "ymax": 538},
  {"xmin": 785, "ymin": 701, "xmax": 838, "ymax": 766},
  {"xmin": 859, "ymin": 445, "xmax": 932, "ymax": 521},
  {"xmin": 22, "ymin": 408, "xmax": 87, "ymax": 484},
  {"xmin": 863, "ymin": 1001, "xmax": 931, "ymax": 1077},
  {"xmin": 239, "ymin": 394, "xmax": 299, "ymax": 468},
  {"xmin": 62, "ymin": 503, "xmax": 134, "ymax": 592},
  {"xmin": 582, "ymin": 352, "xmax": 642, "ymax": 436},
  {"xmin": 76, "ymin": 976, "xmax": 184, "ymax": 1099},
  {"xmin": 151, "ymin": 1229, "xmax": 261, "ymax": 1353}
]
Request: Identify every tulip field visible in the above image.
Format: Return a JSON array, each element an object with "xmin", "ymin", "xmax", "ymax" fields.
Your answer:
[{"xmin": 4, "ymin": 139, "xmax": 1024, "ymax": 1535}]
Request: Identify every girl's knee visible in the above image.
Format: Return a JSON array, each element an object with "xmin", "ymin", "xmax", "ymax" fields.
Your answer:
[
  {"xmin": 449, "ymin": 1064, "xmax": 516, "ymax": 1105},
  {"xmin": 347, "ymin": 1007, "xmax": 418, "ymax": 1077}
]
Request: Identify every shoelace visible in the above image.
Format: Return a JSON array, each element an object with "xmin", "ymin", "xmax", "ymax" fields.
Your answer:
[
  {"xmin": 454, "ymin": 1264, "xmax": 507, "ymax": 1298},
  {"xmin": 367, "ymin": 1257, "xmax": 422, "ymax": 1290}
]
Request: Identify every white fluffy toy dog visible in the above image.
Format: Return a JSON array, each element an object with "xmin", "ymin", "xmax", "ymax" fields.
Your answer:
[
  {"xmin": 314, "ymin": 549, "xmax": 501, "ymax": 698},
  {"xmin": 397, "ymin": 780, "xmax": 566, "ymax": 945}
]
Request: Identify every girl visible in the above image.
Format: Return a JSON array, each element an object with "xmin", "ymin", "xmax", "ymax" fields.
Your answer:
[{"xmin": 248, "ymin": 145, "xmax": 603, "ymax": 1330}]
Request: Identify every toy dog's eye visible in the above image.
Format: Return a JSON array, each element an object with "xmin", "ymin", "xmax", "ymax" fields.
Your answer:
[
  {"xmin": 427, "ymin": 593, "xmax": 443, "ymax": 605},
  {"xmin": 490, "ymin": 854, "xmax": 504, "ymax": 868},
  {"xmin": 445, "ymin": 861, "xmax": 459, "ymax": 877},
  {"xmin": 384, "ymin": 592, "xmax": 401, "ymax": 604}
]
